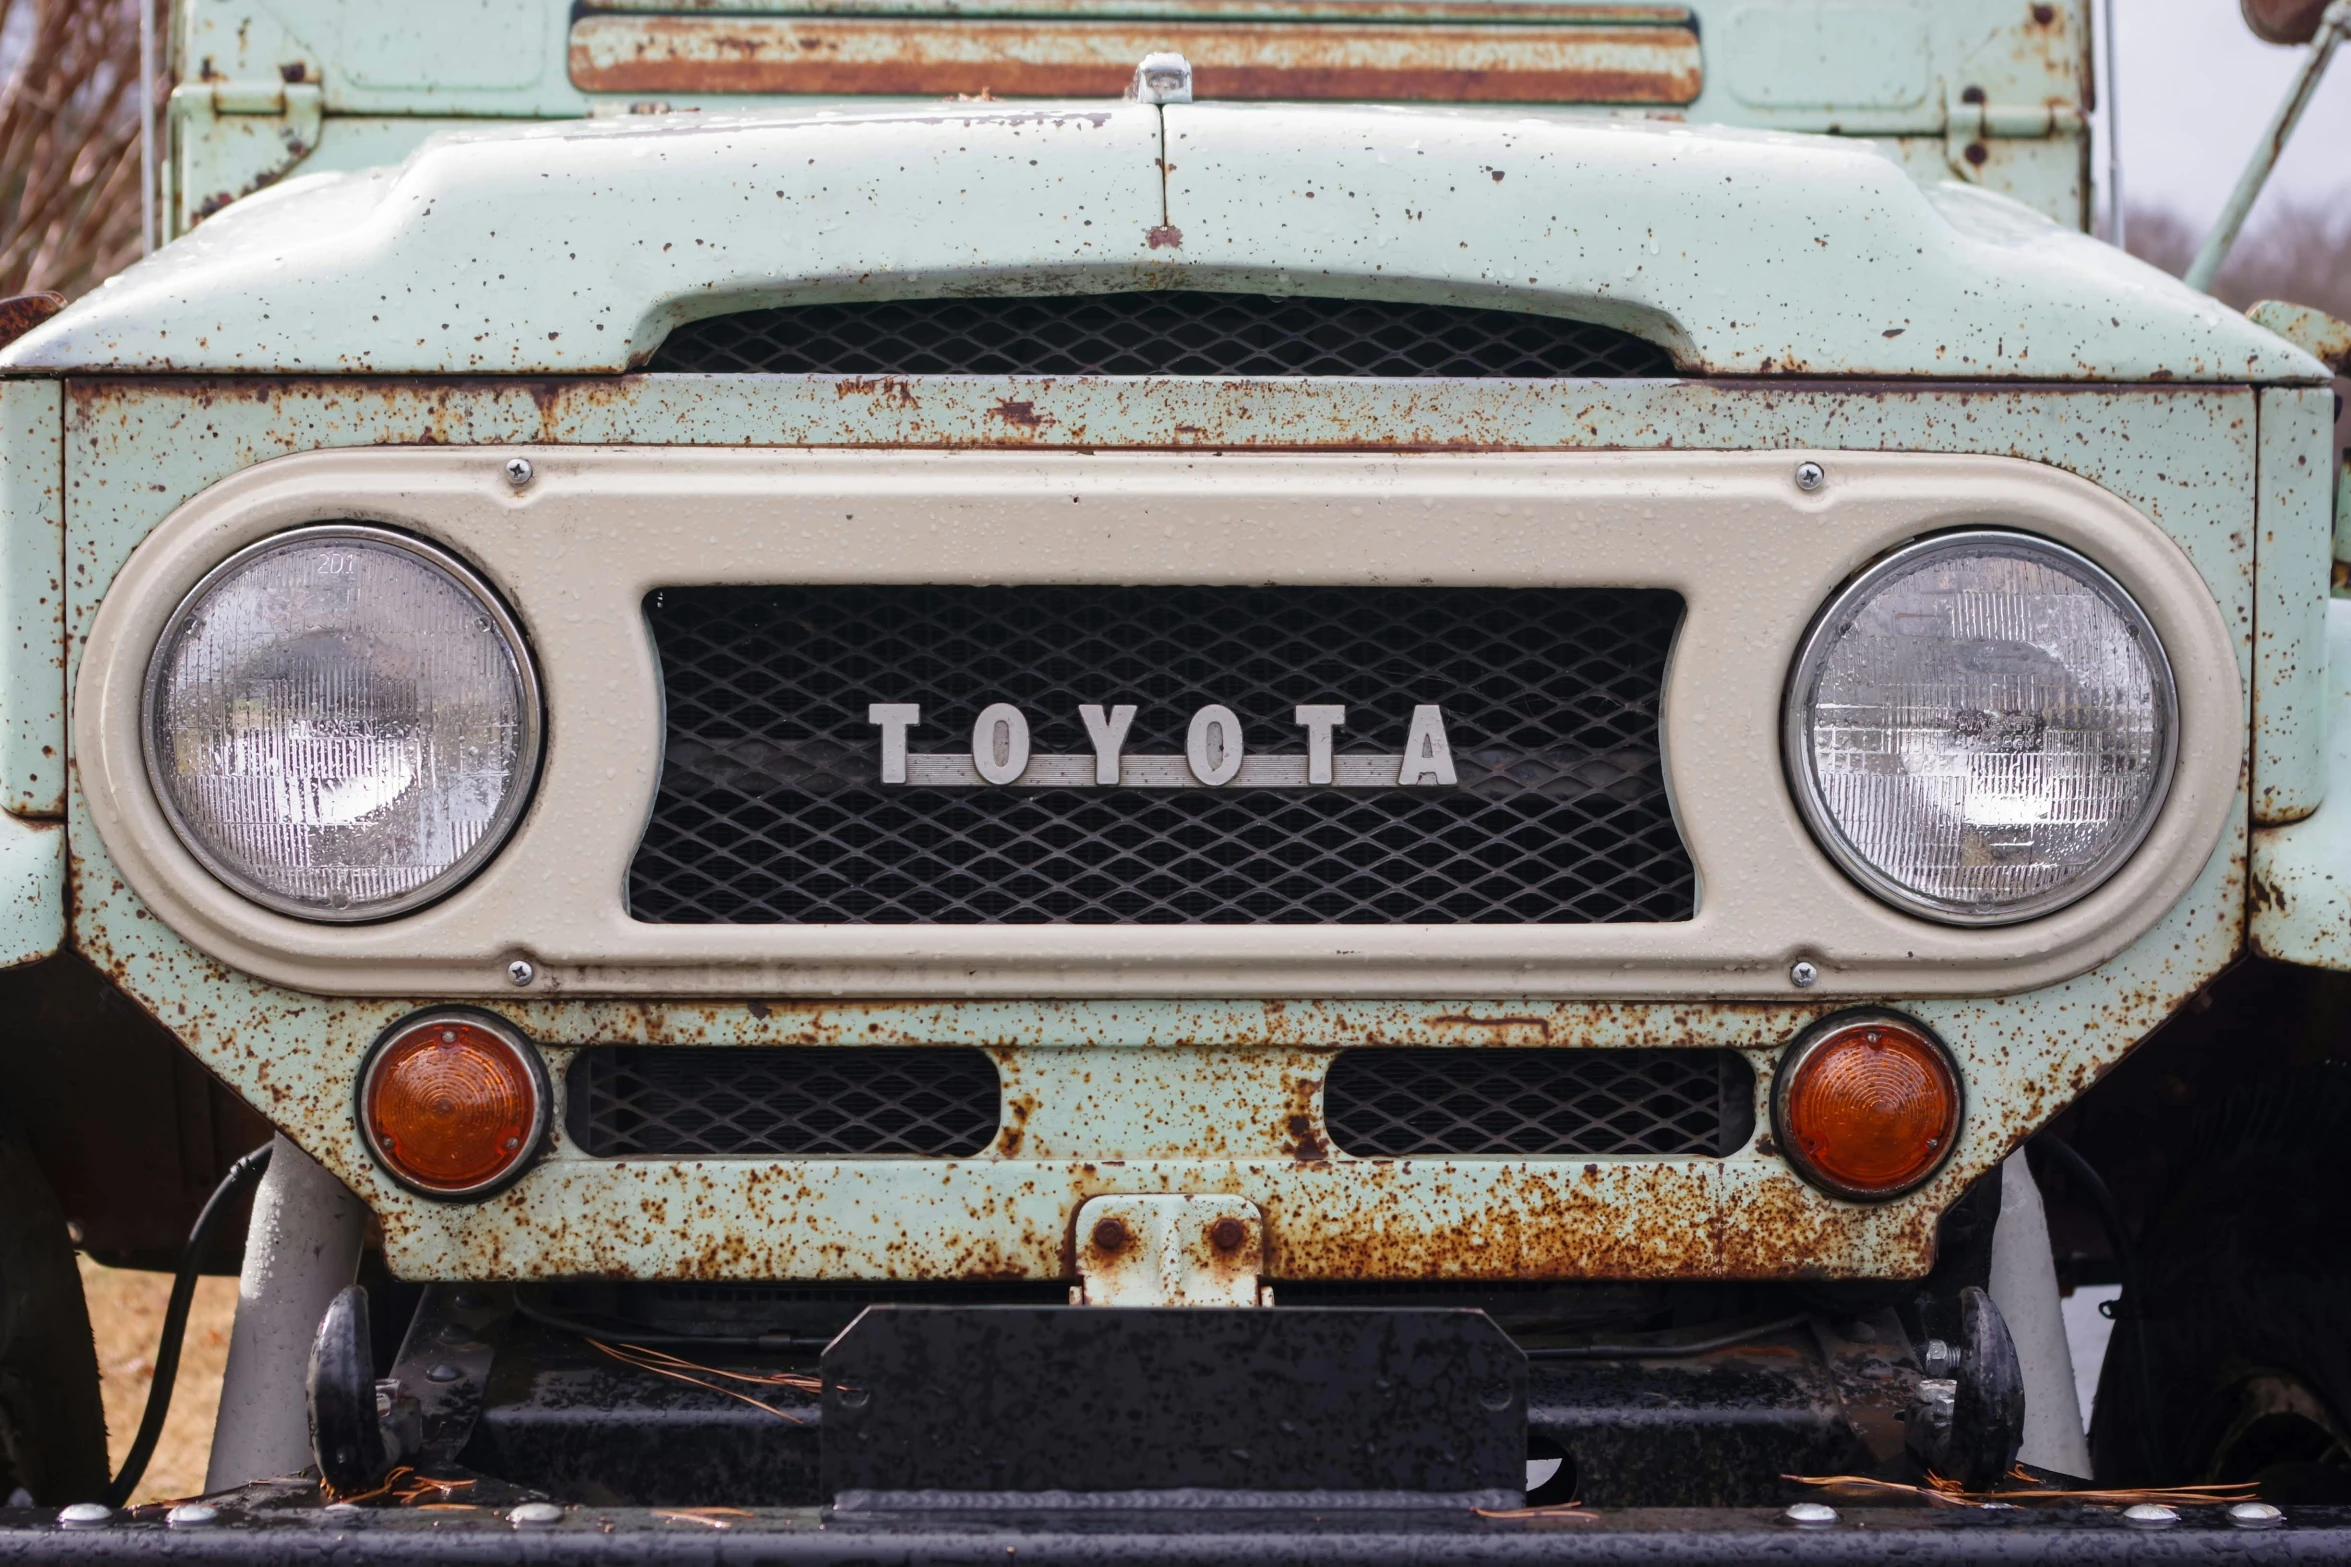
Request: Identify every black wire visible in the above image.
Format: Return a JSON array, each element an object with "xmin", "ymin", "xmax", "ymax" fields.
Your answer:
[
  {"xmin": 1521, "ymin": 1312, "xmax": 1811, "ymax": 1361},
  {"xmin": 2031, "ymin": 1134, "xmax": 2158, "ymax": 1469},
  {"xmin": 102, "ymin": 1144, "xmax": 273, "ymax": 1509}
]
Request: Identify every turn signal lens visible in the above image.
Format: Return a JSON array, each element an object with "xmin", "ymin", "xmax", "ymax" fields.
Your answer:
[
  {"xmin": 1775, "ymin": 1013, "xmax": 1960, "ymax": 1200},
  {"xmin": 361, "ymin": 1014, "xmax": 545, "ymax": 1198}
]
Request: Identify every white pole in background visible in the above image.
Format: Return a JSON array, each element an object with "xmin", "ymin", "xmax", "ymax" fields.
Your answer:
[
  {"xmin": 2101, "ymin": 0, "xmax": 2123, "ymax": 249},
  {"xmin": 136, "ymin": 0, "xmax": 154, "ymax": 253}
]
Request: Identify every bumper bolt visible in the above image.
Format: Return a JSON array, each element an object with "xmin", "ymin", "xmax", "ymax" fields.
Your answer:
[
  {"xmin": 1091, "ymin": 1217, "xmax": 1131, "ymax": 1253},
  {"xmin": 56, "ymin": 1504, "xmax": 111, "ymax": 1527},
  {"xmin": 510, "ymin": 1502, "xmax": 564, "ymax": 1527},
  {"xmin": 2228, "ymin": 1502, "xmax": 2283, "ymax": 1529},
  {"xmin": 1208, "ymin": 1217, "xmax": 1248, "ymax": 1253},
  {"xmin": 165, "ymin": 1505, "xmax": 218, "ymax": 1528},
  {"xmin": 2124, "ymin": 1503, "xmax": 2179, "ymax": 1528},
  {"xmin": 1783, "ymin": 1502, "xmax": 1837, "ymax": 1527}
]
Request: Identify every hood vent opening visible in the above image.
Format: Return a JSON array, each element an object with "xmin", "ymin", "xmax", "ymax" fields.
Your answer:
[{"xmin": 648, "ymin": 291, "xmax": 1679, "ymax": 378}]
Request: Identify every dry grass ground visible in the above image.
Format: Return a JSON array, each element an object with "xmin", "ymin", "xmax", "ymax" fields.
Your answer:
[{"xmin": 76, "ymin": 1258, "xmax": 236, "ymax": 1506}]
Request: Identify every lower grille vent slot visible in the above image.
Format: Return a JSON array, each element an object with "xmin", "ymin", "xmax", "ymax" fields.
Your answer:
[
  {"xmin": 565, "ymin": 1046, "xmax": 1000, "ymax": 1157},
  {"xmin": 1324, "ymin": 1048, "xmax": 1754, "ymax": 1158}
]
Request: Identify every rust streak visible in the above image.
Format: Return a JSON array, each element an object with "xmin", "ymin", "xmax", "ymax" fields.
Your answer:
[{"xmin": 570, "ymin": 17, "xmax": 1704, "ymax": 105}]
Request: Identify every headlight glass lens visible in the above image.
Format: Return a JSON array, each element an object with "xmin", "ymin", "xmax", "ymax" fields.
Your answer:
[
  {"xmin": 143, "ymin": 527, "xmax": 540, "ymax": 921},
  {"xmin": 1786, "ymin": 531, "xmax": 2176, "ymax": 925}
]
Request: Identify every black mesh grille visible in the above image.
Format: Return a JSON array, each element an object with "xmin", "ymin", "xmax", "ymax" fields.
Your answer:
[
  {"xmin": 629, "ymin": 585, "xmax": 1692, "ymax": 925},
  {"xmin": 565, "ymin": 1047, "xmax": 1000, "ymax": 1157},
  {"xmin": 1324, "ymin": 1049, "xmax": 1755, "ymax": 1157},
  {"xmin": 649, "ymin": 291, "xmax": 1677, "ymax": 377}
]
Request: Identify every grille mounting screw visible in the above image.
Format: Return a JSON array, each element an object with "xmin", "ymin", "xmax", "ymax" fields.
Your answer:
[
  {"xmin": 506, "ymin": 959, "xmax": 535, "ymax": 987},
  {"xmin": 1790, "ymin": 960, "xmax": 1820, "ymax": 988},
  {"xmin": 503, "ymin": 456, "xmax": 534, "ymax": 489},
  {"xmin": 1794, "ymin": 461, "xmax": 1825, "ymax": 492}
]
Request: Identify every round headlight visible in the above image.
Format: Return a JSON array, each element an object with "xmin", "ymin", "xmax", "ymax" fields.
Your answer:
[
  {"xmin": 1785, "ymin": 531, "xmax": 2177, "ymax": 925},
  {"xmin": 143, "ymin": 526, "xmax": 541, "ymax": 921}
]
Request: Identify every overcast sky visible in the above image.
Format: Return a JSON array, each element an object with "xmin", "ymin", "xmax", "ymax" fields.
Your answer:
[{"xmin": 2107, "ymin": 0, "xmax": 2351, "ymax": 224}]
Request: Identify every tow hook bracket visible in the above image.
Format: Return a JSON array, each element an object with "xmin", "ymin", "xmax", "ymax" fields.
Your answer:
[
  {"xmin": 1074, "ymin": 1194, "xmax": 1268, "ymax": 1307},
  {"xmin": 821, "ymin": 1305, "xmax": 1526, "ymax": 1502}
]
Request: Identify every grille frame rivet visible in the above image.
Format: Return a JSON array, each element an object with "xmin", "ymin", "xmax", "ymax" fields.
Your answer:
[
  {"xmin": 1795, "ymin": 460, "xmax": 1825, "ymax": 491},
  {"xmin": 503, "ymin": 456, "xmax": 534, "ymax": 489},
  {"xmin": 1790, "ymin": 960, "xmax": 1820, "ymax": 988},
  {"xmin": 506, "ymin": 959, "xmax": 535, "ymax": 987}
]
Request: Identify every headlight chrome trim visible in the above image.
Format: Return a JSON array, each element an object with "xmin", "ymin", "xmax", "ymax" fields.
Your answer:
[
  {"xmin": 1782, "ymin": 528, "xmax": 2181, "ymax": 928},
  {"xmin": 139, "ymin": 523, "xmax": 545, "ymax": 924}
]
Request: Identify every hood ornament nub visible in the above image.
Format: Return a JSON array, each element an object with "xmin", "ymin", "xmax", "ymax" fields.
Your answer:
[{"xmin": 1127, "ymin": 53, "xmax": 1195, "ymax": 105}]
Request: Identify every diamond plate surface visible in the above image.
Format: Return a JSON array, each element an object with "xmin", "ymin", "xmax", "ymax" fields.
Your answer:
[
  {"xmin": 1323, "ymin": 1048, "xmax": 1754, "ymax": 1157},
  {"xmin": 565, "ymin": 1047, "xmax": 1001, "ymax": 1157},
  {"xmin": 649, "ymin": 291, "xmax": 1678, "ymax": 377},
  {"xmin": 628, "ymin": 585, "xmax": 1692, "ymax": 924}
]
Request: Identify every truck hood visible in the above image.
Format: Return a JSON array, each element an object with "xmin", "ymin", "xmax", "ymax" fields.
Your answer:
[{"xmin": 1, "ymin": 99, "xmax": 2321, "ymax": 381}]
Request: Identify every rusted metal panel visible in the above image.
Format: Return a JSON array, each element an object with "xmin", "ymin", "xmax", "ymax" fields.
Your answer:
[
  {"xmin": 0, "ymin": 380, "xmax": 63, "ymax": 819},
  {"xmin": 55, "ymin": 373, "xmax": 2253, "ymax": 1283},
  {"xmin": 569, "ymin": 14, "xmax": 1703, "ymax": 103},
  {"xmin": 580, "ymin": 0, "xmax": 1691, "ymax": 16},
  {"xmin": 0, "ymin": 812, "xmax": 63, "ymax": 968},
  {"xmin": 2252, "ymin": 598, "xmax": 2351, "ymax": 968},
  {"xmin": 2253, "ymin": 386, "xmax": 2336, "ymax": 824},
  {"xmin": 3, "ymin": 104, "xmax": 2319, "ymax": 381}
]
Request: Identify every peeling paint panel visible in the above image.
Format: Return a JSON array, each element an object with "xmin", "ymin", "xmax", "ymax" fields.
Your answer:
[
  {"xmin": 2253, "ymin": 598, "xmax": 2351, "ymax": 968},
  {"xmin": 0, "ymin": 380, "xmax": 62, "ymax": 819},
  {"xmin": 0, "ymin": 810, "xmax": 63, "ymax": 968},
  {"xmin": 569, "ymin": 14, "xmax": 1705, "ymax": 103},
  {"xmin": 2254, "ymin": 385, "xmax": 2335, "ymax": 824},
  {"xmin": 57, "ymin": 373, "xmax": 2256, "ymax": 1282},
  {"xmin": 11, "ymin": 105, "xmax": 2316, "ymax": 381}
]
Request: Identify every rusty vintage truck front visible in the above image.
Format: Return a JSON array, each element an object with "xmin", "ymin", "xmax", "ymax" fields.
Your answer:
[{"xmin": 0, "ymin": 0, "xmax": 2346, "ymax": 1550}]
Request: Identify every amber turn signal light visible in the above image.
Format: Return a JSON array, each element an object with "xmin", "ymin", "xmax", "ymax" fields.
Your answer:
[
  {"xmin": 1773, "ymin": 1012, "xmax": 1961, "ymax": 1201},
  {"xmin": 360, "ymin": 1013, "xmax": 547, "ymax": 1198}
]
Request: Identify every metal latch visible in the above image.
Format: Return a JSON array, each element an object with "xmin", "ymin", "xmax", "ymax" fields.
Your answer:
[{"xmin": 1072, "ymin": 1194, "xmax": 1269, "ymax": 1306}]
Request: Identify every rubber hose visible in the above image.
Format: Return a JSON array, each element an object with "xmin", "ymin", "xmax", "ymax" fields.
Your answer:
[{"xmin": 101, "ymin": 1143, "xmax": 274, "ymax": 1509}]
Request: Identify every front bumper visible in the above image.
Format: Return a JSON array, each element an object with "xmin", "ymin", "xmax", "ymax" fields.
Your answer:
[{"xmin": 6, "ymin": 1494, "xmax": 2343, "ymax": 1564}]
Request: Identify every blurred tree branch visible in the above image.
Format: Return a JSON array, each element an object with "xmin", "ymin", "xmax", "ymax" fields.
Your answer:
[{"xmin": 0, "ymin": 0, "xmax": 165, "ymax": 299}]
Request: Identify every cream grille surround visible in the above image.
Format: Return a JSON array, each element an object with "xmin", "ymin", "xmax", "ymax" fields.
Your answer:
[{"xmin": 76, "ymin": 447, "xmax": 2242, "ymax": 1000}]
